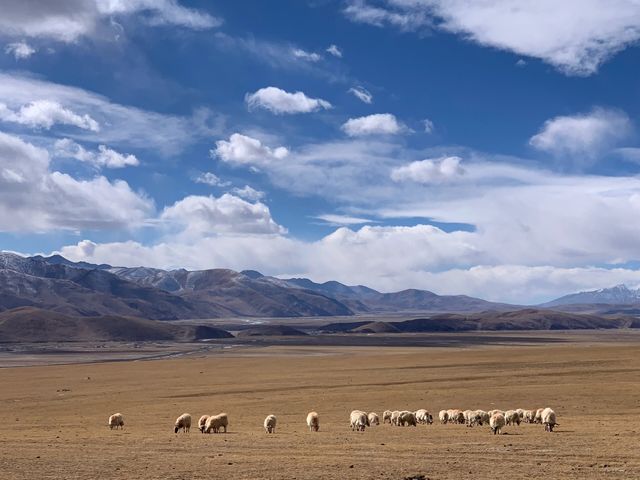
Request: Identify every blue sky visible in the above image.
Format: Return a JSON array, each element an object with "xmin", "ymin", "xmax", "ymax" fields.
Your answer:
[{"xmin": 2, "ymin": 0, "xmax": 640, "ymax": 303}]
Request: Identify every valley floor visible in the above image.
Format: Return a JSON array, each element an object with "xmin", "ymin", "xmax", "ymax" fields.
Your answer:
[{"xmin": 0, "ymin": 335, "xmax": 639, "ymax": 479}]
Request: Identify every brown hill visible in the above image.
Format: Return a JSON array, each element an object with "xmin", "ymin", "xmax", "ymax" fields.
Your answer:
[
  {"xmin": 0, "ymin": 307, "xmax": 233, "ymax": 342},
  {"xmin": 396, "ymin": 309, "xmax": 639, "ymax": 332},
  {"xmin": 235, "ymin": 325, "xmax": 308, "ymax": 337},
  {"xmin": 350, "ymin": 321, "xmax": 401, "ymax": 333}
]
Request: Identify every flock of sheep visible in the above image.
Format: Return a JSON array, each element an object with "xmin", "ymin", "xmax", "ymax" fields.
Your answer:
[
  {"xmin": 108, "ymin": 407, "xmax": 557, "ymax": 435},
  {"xmin": 434, "ymin": 407, "xmax": 558, "ymax": 434}
]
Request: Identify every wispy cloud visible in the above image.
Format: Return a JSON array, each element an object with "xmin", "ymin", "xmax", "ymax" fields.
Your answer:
[
  {"xmin": 292, "ymin": 48, "xmax": 321, "ymax": 62},
  {"xmin": 53, "ymin": 138, "xmax": 139, "ymax": 168},
  {"xmin": 343, "ymin": 0, "xmax": 640, "ymax": 76},
  {"xmin": 0, "ymin": 0, "xmax": 221, "ymax": 43},
  {"xmin": 348, "ymin": 86, "xmax": 373, "ymax": 104},
  {"xmin": 4, "ymin": 41, "xmax": 36, "ymax": 59},
  {"xmin": 315, "ymin": 214, "xmax": 377, "ymax": 225},
  {"xmin": 326, "ymin": 44, "xmax": 343, "ymax": 57},
  {"xmin": 194, "ymin": 172, "xmax": 230, "ymax": 187},
  {"xmin": 0, "ymin": 73, "xmax": 223, "ymax": 155}
]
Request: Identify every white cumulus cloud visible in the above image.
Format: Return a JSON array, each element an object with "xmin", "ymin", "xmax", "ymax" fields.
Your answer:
[
  {"xmin": 0, "ymin": 100, "xmax": 100, "ymax": 131},
  {"xmin": 245, "ymin": 86, "xmax": 332, "ymax": 114},
  {"xmin": 160, "ymin": 194, "xmax": 285, "ymax": 236},
  {"xmin": 0, "ymin": 131, "xmax": 152, "ymax": 232},
  {"xmin": 391, "ymin": 156, "xmax": 465, "ymax": 184},
  {"xmin": 213, "ymin": 133, "xmax": 289, "ymax": 167},
  {"xmin": 529, "ymin": 108, "xmax": 632, "ymax": 159},
  {"xmin": 342, "ymin": 113, "xmax": 406, "ymax": 136}
]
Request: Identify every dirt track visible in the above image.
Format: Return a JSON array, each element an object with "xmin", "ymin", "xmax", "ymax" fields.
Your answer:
[{"xmin": 1, "ymin": 338, "xmax": 639, "ymax": 479}]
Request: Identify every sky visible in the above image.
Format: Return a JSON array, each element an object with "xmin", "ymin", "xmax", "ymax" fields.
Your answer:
[{"xmin": 1, "ymin": 0, "xmax": 640, "ymax": 303}]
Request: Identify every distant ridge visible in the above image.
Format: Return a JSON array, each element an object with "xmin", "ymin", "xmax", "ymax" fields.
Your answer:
[
  {"xmin": 0, "ymin": 307, "xmax": 233, "ymax": 343},
  {"xmin": 0, "ymin": 252, "xmax": 518, "ymax": 320},
  {"xmin": 542, "ymin": 284, "xmax": 640, "ymax": 307},
  {"xmin": 320, "ymin": 309, "xmax": 640, "ymax": 333}
]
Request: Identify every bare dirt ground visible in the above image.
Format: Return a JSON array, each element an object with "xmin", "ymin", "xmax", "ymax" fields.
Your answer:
[{"xmin": 1, "ymin": 334, "xmax": 639, "ymax": 479}]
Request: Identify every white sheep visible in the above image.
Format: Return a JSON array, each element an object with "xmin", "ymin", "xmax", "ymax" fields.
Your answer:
[
  {"xmin": 515, "ymin": 408, "xmax": 525, "ymax": 421},
  {"xmin": 307, "ymin": 411, "xmax": 319, "ymax": 432},
  {"xmin": 382, "ymin": 410, "xmax": 392, "ymax": 424},
  {"xmin": 108, "ymin": 413, "xmax": 124, "ymax": 430},
  {"xmin": 475, "ymin": 410, "xmax": 490, "ymax": 426},
  {"xmin": 368, "ymin": 412, "xmax": 379, "ymax": 426},
  {"xmin": 264, "ymin": 414, "xmax": 277, "ymax": 434},
  {"xmin": 398, "ymin": 411, "xmax": 417, "ymax": 427},
  {"xmin": 524, "ymin": 410, "xmax": 535, "ymax": 423},
  {"xmin": 505, "ymin": 410, "xmax": 521, "ymax": 426},
  {"xmin": 415, "ymin": 409, "xmax": 433, "ymax": 425},
  {"xmin": 198, "ymin": 415, "xmax": 209, "ymax": 433},
  {"xmin": 487, "ymin": 409, "xmax": 504, "ymax": 418},
  {"xmin": 490, "ymin": 412, "xmax": 506, "ymax": 435},
  {"xmin": 542, "ymin": 408, "xmax": 558, "ymax": 432},
  {"xmin": 174, "ymin": 413, "xmax": 191, "ymax": 433},
  {"xmin": 463, "ymin": 409, "xmax": 475, "ymax": 427},
  {"xmin": 390, "ymin": 410, "xmax": 401, "ymax": 426},
  {"xmin": 204, "ymin": 413, "xmax": 228, "ymax": 434},
  {"xmin": 438, "ymin": 410, "xmax": 449, "ymax": 424},
  {"xmin": 449, "ymin": 409, "xmax": 464, "ymax": 424},
  {"xmin": 350, "ymin": 410, "xmax": 369, "ymax": 431},
  {"xmin": 534, "ymin": 408, "xmax": 545, "ymax": 424}
]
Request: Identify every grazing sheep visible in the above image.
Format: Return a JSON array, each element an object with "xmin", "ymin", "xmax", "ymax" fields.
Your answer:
[
  {"xmin": 368, "ymin": 412, "xmax": 380, "ymax": 426},
  {"xmin": 524, "ymin": 410, "xmax": 535, "ymax": 424},
  {"xmin": 542, "ymin": 408, "xmax": 558, "ymax": 432},
  {"xmin": 174, "ymin": 413, "xmax": 191, "ymax": 433},
  {"xmin": 198, "ymin": 415, "xmax": 210, "ymax": 433},
  {"xmin": 264, "ymin": 414, "xmax": 277, "ymax": 434},
  {"xmin": 475, "ymin": 410, "xmax": 490, "ymax": 426},
  {"xmin": 108, "ymin": 413, "xmax": 124, "ymax": 430},
  {"xmin": 439, "ymin": 410, "xmax": 449, "ymax": 424},
  {"xmin": 487, "ymin": 409, "xmax": 504, "ymax": 418},
  {"xmin": 415, "ymin": 409, "xmax": 433, "ymax": 425},
  {"xmin": 516, "ymin": 408, "xmax": 525, "ymax": 421},
  {"xmin": 490, "ymin": 413, "xmax": 506, "ymax": 435},
  {"xmin": 463, "ymin": 409, "xmax": 475, "ymax": 427},
  {"xmin": 204, "ymin": 413, "xmax": 228, "ymax": 434},
  {"xmin": 391, "ymin": 410, "xmax": 401, "ymax": 426},
  {"xmin": 505, "ymin": 410, "xmax": 521, "ymax": 426},
  {"xmin": 449, "ymin": 409, "xmax": 465, "ymax": 424},
  {"xmin": 534, "ymin": 408, "xmax": 545, "ymax": 424},
  {"xmin": 398, "ymin": 411, "xmax": 417, "ymax": 427},
  {"xmin": 350, "ymin": 410, "xmax": 369, "ymax": 431},
  {"xmin": 307, "ymin": 411, "xmax": 319, "ymax": 432},
  {"xmin": 382, "ymin": 410, "xmax": 392, "ymax": 424}
]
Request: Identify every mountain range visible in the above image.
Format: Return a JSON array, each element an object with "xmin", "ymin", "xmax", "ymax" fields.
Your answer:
[
  {"xmin": 1, "ymin": 252, "xmax": 640, "ymax": 321},
  {"xmin": 0, "ymin": 253, "xmax": 512, "ymax": 319},
  {"xmin": 541, "ymin": 284, "xmax": 640, "ymax": 310}
]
